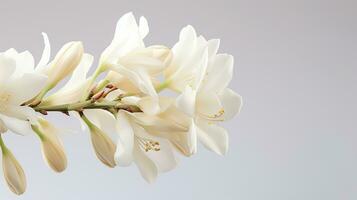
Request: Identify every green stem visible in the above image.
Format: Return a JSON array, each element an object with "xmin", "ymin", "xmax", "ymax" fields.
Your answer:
[
  {"xmin": 33, "ymin": 101, "xmax": 141, "ymax": 113},
  {"xmin": 0, "ymin": 135, "xmax": 8, "ymax": 155},
  {"xmin": 80, "ymin": 65, "xmax": 106, "ymax": 101},
  {"xmin": 31, "ymin": 125, "xmax": 45, "ymax": 141}
]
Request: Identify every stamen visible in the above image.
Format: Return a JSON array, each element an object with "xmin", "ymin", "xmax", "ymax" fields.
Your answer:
[{"xmin": 136, "ymin": 137, "xmax": 160, "ymax": 152}]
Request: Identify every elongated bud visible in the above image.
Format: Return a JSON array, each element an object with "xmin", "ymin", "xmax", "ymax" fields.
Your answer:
[
  {"xmin": 31, "ymin": 119, "xmax": 67, "ymax": 173},
  {"xmin": 0, "ymin": 136, "xmax": 26, "ymax": 195},
  {"xmin": 81, "ymin": 115, "xmax": 116, "ymax": 168},
  {"xmin": 46, "ymin": 41, "xmax": 84, "ymax": 88}
]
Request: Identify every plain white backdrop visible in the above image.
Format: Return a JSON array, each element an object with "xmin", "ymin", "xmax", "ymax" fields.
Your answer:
[{"xmin": 0, "ymin": 0, "xmax": 356, "ymax": 199}]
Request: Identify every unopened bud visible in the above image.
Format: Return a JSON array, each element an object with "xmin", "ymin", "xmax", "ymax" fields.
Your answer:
[
  {"xmin": 46, "ymin": 41, "xmax": 84, "ymax": 89},
  {"xmin": 0, "ymin": 137, "xmax": 27, "ymax": 195},
  {"xmin": 89, "ymin": 126, "xmax": 117, "ymax": 168},
  {"xmin": 81, "ymin": 115, "xmax": 116, "ymax": 168},
  {"xmin": 32, "ymin": 119, "xmax": 67, "ymax": 173}
]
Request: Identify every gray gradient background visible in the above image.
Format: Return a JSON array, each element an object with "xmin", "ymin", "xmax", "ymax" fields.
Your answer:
[{"xmin": 0, "ymin": 0, "xmax": 356, "ymax": 199}]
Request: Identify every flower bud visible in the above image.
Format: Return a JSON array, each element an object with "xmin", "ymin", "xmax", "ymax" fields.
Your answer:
[
  {"xmin": 46, "ymin": 41, "xmax": 84, "ymax": 89},
  {"xmin": 81, "ymin": 115, "xmax": 116, "ymax": 168},
  {"xmin": 0, "ymin": 138, "xmax": 26, "ymax": 195},
  {"xmin": 32, "ymin": 119, "xmax": 67, "ymax": 173},
  {"xmin": 89, "ymin": 125, "xmax": 117, "ymax": 168}
]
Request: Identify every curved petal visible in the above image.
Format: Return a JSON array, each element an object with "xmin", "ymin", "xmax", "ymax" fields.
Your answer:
[
  {"xmin": 7, "ymin": 73, "xmax": 47, "ymax": 105},
  {"xmin": 165, "ymin": 25, "xmax": 197, "ymax": 77},
  {"xmin": 63, "ymin": 53, "xmax": 93, "ymax": 89},
  {"xmin": 219, "ymin": 88, "xmax": 243, "ymax": 121},
  {"xmin": 128, "ymin": 123, "xmax": 178, "ymax": 172},
  {"xmin": 169, "ymin": 119, "xmax": 197, "ymax": 156},
  {"xmin": 146, "ymin": 139, "xmax": 178, "ymax": 172},
  {"xmin": 138, "ymin": 96, "xmax": 160, "ymax": 115},
  {"xmin": 175, "ymin": 86, "xmax": 196, "ymax": 117},
  {"xmin": 5, "ymin": 105, "xmax": 37, "ymax": 123},
  {"xmin": 36, "ymin": 32, "xmax": 51, "ymax": 69},
  {"xmin": 13, "ymin": 51, "xmax": 35, "ymax": 76},
  {"xmin": 139, "ymin": 16, "xmax": 149, "ymax": 39},
  {"xmin": 0, "ymin": 114, "xmax": 32, "ymax": 135},
  {"xmin": 108, "ymin": 64, "xmax": 157, "ymax": 98},
  {"xmin": 133, "ymin": 143, "xmax": 158, "ymax": 183},
  {"xmin": 101, "ymin": 12, "xmax": 145, "ymax": 64},
  {"xmin": 115, "ymin": 111, "xmax": 134, "ymax": 166},
  {"xmin": 196, "ymin": 92, "xmax": 223, "ymax": 120},
  {"xmin": 200, "ymin": 54, "xmax": 233, "ymax": 93},
  {"xmin": 207, "ymin": 39, "xmax": 220, "ymax": 60},
  {"xmin": 196, "ymin": 118, "xmax": 228, "ymax": 156}
]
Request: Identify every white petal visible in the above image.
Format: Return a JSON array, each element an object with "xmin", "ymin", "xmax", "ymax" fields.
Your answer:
[
  {"xmin": 41, "ymin": 79, "xmax": 91, "ymax": 106},
  {"xmin": 0, "ymin": 114, "xmax": 32, "ymax": 135},
  {"xmin": 37, "ymin": 32, "xmax": 51, "ymax": 69},
  {"xmin": 133, "ymin": 143, "xmax": 158, "ymax": 183},
  {"xmin": 114, "ymin": 111, "xmax": 134, "ymax": 166},
  {"xmin": 14, "ymin": 51, "xmax": 35, "ymax": 75},
  {"xmin": 7, "ymin": 73, "xmax": 47, "ymax": 105},
  {"xmin": 121, "ymin": 96, "xmax": 141, "ymax": 105},
  {"xmin": 119, "ymin": 54, "xmax": 165, "ymax": 75},
  {"xmin": 0, "ymin": 55, "xmax": 16, "ymax": 83},
  {"xmin": 108, "ymin": 64, "xmax": 157, "ymax": 97},
  {"xmin": 196, "ymin": 92, "xmax": 223, "ymax": 120},
  {"xmin": 62, "ymin": 53, "xmax": 93, "ymax": 90},
  {"xmin": 146, "ymin": 139, "xmax": 178, "ymax": 172},
  {"xmin": 166, "ymin": 34, "xmax": 208, "ymax": 92},
  {"xmin": 207, "ymin": 39, "xmax": 220, "ymax": 59},
  {"xmin": 196, "ymin": 118, "xmax": 228, "ymax": 155},
  {"xmin": 201, "ymin": 54, "xmax": 234, "ymax": 93},
  {"xmin": 138, "ymin": 96, "xmax": 160, "ymax": 115},
  {"xmin": 168, "ymin": 119, "xmax": 197, "ymax": 157},
  {"xmin": 139, "ymin": 16, "xmax": 149, "ymax": 39},
  {"xmin": 175, "ymin": 86, "xmax": 196, "ymax": 117},
  {"xmin": 5, "ymin": 105, "xmax": 37, "ymax": 123},
  {"xmin": 188, "ymin": 119, "xmax": 197, "ymax": 154},
  {"xmin": 192, "ymin": 46, "xmax": 208, "ymax": 90},
  {"xmin": 219, "ymin": 88, "xmax": 243, "ymax": 120},
  {"xmin": 129, "ymin": 112, "xmax": 186, "ymax": 133},
  {"xmin": 101, "ymin": 12, "xmax": 145, "ymax": 64}
]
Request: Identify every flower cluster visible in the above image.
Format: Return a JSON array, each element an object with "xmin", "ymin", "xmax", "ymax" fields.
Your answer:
[{"xmin": 0, "ymin": 12, "xmax": 242, "ymax": 195}]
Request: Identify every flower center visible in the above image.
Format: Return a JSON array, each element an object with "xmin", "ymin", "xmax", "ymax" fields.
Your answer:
[{"xmin": 136, "ymin": 137, "xmax": 160, "ymax": 152}]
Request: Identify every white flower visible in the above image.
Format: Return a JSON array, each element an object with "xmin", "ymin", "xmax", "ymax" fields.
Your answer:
[
  {"xmin": 163, "ymin": 25, "xmax": 209, "ymax": 92},
  {"xmin": 0, "ymin": 47, "xmax": 47, "ymax": 135},
  {"xmin": 164, "ymin": 26, "xmax": 243, "ymax": 155},
  {"xmin": 83, "ymin": 108, "xmax": 178, "ymax": 183},
  {"xmin": 101, "ymin": 12, "xmax": 172, "ymax": 115}
]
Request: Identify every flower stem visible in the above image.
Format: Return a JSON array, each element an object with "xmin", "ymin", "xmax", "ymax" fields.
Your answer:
[
  {"xmin": 32, "ymin": 101, "xmax": 141, "ymax": 113},
  {"xmin": 0, "ymin": 135, "xmax": 8, "ymax": 155}
]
